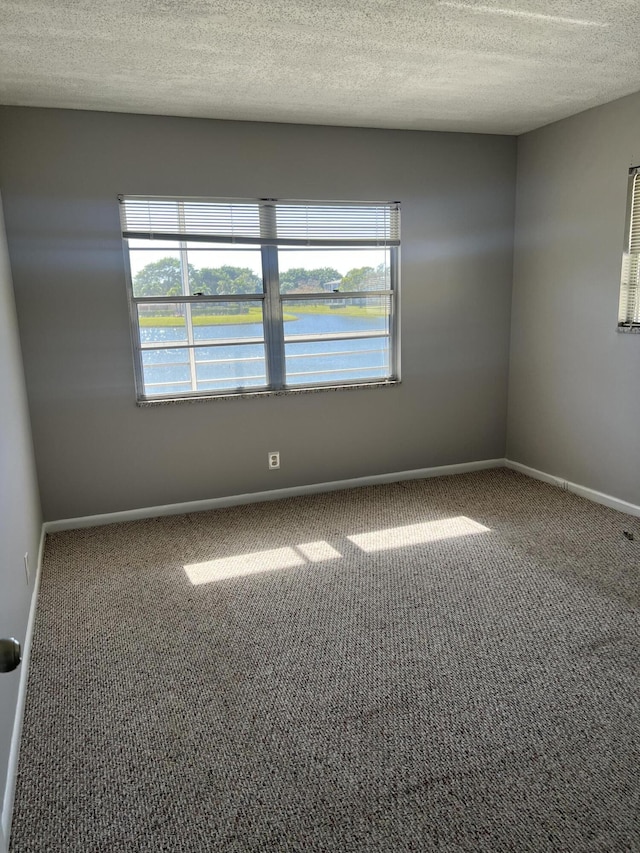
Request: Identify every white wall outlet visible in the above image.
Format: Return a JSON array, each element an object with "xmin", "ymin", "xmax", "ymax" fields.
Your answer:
[
  {"xmin": 268, "ymin": 451, "xmax": 280, "ymax": 470},
  {"xmin": 24, "ymin": 552, "xmax": 29, "ymax": 584}
]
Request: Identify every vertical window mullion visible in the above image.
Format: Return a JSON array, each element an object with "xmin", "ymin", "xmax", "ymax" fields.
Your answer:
[
  {"xmin": 260, "ymin": 202, "xmax": 285, "ymax": 389},
  {"xmin": 179, "ymin": 241, "xmax": 198, "ymax": 392},
  {"xmin": 389, "ymin": 245, "xmax": 400, "ymax": 380},
  {"xmin": 178, "ymin": 202, "xmax": 198, "ymax": 391},
  {"xmin": 262, "ymin": 246, "xmax": 285, "ymax": 389}
]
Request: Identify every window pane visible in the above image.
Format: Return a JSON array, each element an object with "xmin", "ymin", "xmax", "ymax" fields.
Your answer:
[
  {"xmin": 282, "ymin": 296, "xmax": 390, "ymax": 339},
  {"xmin": 137, "ymin": 301, "xmax": 265, "ymax": 347},
  {"xmin": 141, "ymin": 348, "xmax": 192, "ymax": 396},
  {"xmin": 190, "ymin": 301, "xmax": 264, "ymax": 343},
  {"xmin": 195, "ymin": 344, "xmax": 267, "ymax": 391},
  {"xmin": 140, "ymin": 345, "xmax": 267, "ymax": 397},
  {"xmin": 138, "ymin": 304, "xmax": 188, "ymax": 344},
  {"xmin": 130, "ymin": 249, "xmax": 184, "ymax": 298},
  {"xmin": 186, "ymin": 244, "xmax": 263, "ymax": 296},
  {"xmin": 137, "ymin": 302, "xmax": 266, "ymax": 398},
  {"xmin": 285, "ymin": 337, "xmax": 389, "ymax": 386},
  {"xmin": 278, "ymin": 248, "xmax": 391, "ymax": 294}
]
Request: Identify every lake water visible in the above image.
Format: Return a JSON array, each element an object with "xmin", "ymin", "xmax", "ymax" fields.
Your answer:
[{"xmin": 141, "ymin": 312, "xmax": 390, "ymax": 395}]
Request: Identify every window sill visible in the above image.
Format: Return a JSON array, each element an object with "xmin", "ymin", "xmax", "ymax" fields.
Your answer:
[
  {"xmin": 136, "ymin": 379, "xmax": 400, "ymax": 406},
  {"xmin": 617, "ymin": 325, "xmax": 640, "ymax": 334}
]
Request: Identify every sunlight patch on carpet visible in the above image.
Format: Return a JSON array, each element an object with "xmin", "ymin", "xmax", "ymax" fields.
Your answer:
[
  {"xmin": 295, "ymin": 541, "xmax": 342, "ymax": 562},
  {"xmin": 348, "ymin": 516, "xmax": 490, "ymax": 553},
  {"xmin": 184, "ymin": 540, "xmax": 342, "ymax": 584}
]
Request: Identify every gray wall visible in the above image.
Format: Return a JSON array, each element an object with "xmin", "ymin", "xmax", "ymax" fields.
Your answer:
[
  {"xmin": 508, "ymin": 90, "xmax": 640, "ymax": 505},
  {"xmin": 0, "ymin": 107, "xmax": 516, "ymax": 521},
  {"xmin": 0, "ymin": 192, "xmax": 41, "ymax": 835}
]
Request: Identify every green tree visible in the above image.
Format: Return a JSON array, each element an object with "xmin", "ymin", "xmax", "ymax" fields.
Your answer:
[
  {"xmin": 341, "ymin": 266, "xmax": 376, "ymax": 292},
  {"xmin": 375, "ymin": 262, "xmax": 390, "ymax": 286},
  {"xmin": 133, "ymin": 257, "xmax": 185, "ymax": 297},
  {"xmin": 280, "ymin": 267, "xmax": 341, "ymax": 293},
  {"xmin": 188, "ymin": 265, "xmax": 263, "ymax": 314},
  {"xmin": 191, "ymin": 267, "xmax": 233, "ymax": 295},
  {"xmin": 216, "ymin": 266, "xmax": 262, "ymax": 294}
]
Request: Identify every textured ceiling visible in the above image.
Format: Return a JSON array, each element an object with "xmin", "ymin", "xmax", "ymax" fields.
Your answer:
[{"xmin": 1, "ymin": 0, "xmax": 640, "ymax": 135}]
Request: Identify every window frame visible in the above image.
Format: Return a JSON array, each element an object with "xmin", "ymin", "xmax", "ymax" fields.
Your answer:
[{"xmin": 120, "ymin": 197, "xmax": 401, "ymax": 401}]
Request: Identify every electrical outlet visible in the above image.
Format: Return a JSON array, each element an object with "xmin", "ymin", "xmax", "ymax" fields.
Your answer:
[
  {"xmin": 268, "ymin": 451, "xmax": 280, "ymax": 470},
  {"xmin": 24, "ymin": 552, "xmax": 29, "ymax": 584}
]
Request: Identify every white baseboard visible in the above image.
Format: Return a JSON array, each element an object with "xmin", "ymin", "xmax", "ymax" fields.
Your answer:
[
  {"xmin": 567, "ymin": 482, "xmax": 640, "ymax": 517},
  {"xmin": 44, "ymin": 458, "xmax": 506, "ymax": 533},
  {"xmin": 504, "ymin": 459, "xmax": 565, "ymax": 488},
  {"xmin": 505, "ymin": 459, "xmax": 640, "ymax": 518},
  {"xmin": 1, "ymin": 525, "xmax": 46, "ymax": 851}
]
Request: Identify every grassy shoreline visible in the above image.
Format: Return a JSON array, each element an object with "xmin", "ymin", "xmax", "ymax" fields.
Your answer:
[{"xmin": 139, "ymin": 304, "xmax": 385, "ymax": 327}]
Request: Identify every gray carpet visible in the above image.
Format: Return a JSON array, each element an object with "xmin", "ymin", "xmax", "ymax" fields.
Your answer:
[{"xmin": 9, "ymin": 469, "xmax": 640, "ymax": 852}]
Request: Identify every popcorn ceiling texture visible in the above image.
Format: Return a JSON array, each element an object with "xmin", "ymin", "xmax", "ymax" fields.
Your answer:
[
  {"xmin": 9, "ymin": 469, "xmax": 640, "ymax": 851},
  {"xmin": 1, "ymin": 0, "xmax": 640, "ymax": 134}
]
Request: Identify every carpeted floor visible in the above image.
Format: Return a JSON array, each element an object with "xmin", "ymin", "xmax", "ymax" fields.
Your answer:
[{"xmin": 9, "ymin": 468, "xmax": 640, "ymax": 852}]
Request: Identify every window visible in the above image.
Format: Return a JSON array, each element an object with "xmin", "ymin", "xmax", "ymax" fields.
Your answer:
[
  {"xmin": 119, "ymin": 197, "xmax": 400, "ymax": 400},
  {"xmin": 619, "ymin": 167, "xmax": 640, "ymax": 329}
]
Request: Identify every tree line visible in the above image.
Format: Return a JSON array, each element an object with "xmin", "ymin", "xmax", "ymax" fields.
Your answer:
[{"xmin": 133, "ymin": 257, "xmax": 387, "ymax": 298}]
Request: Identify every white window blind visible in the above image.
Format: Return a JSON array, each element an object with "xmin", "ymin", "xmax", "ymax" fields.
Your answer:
[
  {"xmin": 119, "ymin": 197, "xmax": 400, "ymax": 247},
  {"xmin": 619, "ymin": 168, "xmax": 640, "ymax": 327},
  {"xmin": 272, "ymin": 202, "xmax": 400, "ymax": 245}
]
